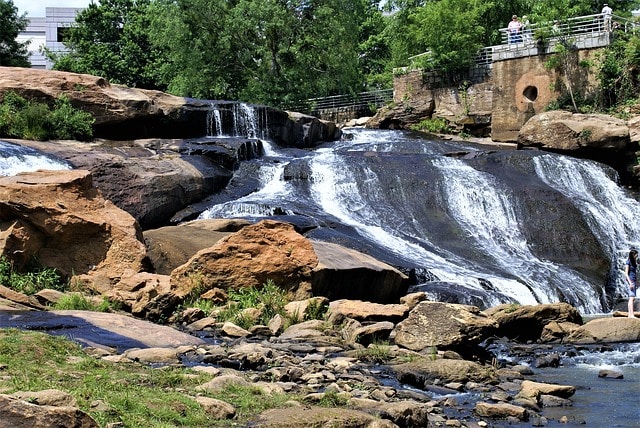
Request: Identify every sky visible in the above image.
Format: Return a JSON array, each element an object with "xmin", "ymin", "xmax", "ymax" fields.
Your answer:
[{"xmin": 13, "ymin": 0, "xmax": 94, "ymax": 17}]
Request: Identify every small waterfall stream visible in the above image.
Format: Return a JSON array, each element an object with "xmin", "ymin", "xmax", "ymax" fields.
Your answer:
[{"xmin": 0, "ymin": 140, "xmax": 71, "ymax": 176}]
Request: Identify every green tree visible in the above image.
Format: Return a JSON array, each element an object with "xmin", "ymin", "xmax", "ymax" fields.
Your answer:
[
  {"xmin": 147, "ymin": 0, "xmax": 238, "ymax": 99},
  {"xmin": 0, "ymin": 0, "xmax": 30, "ymax": 67},
  {"xmin": 50, "ymin": 0, "xmax": 162, "ymax": 89},
  {"xmin": 149, "ymin": 0, "xmax": 379, "ymax": 106},
  {"xmin": 408, "ymin": 0, "xmax": 489, "ymax": 76}
]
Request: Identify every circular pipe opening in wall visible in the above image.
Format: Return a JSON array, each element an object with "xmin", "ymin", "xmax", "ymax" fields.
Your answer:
[{"xmin": 523, "ymin": 86, "xmax": 538, "ymax": 102}]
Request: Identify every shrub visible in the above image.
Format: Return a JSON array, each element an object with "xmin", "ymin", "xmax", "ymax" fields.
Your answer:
[
  {"xmin": 410, "ymin": 117, "xmax": 452, "ymax": 134},
  {"xmin": 53, "ymin": 293, "xmax": 112, "ymax": 312},
  {"xmin": 49, "ymin": 95, "xmax": 95, "ymax": 140},
  {"xmin": 0, "ymin": 91, "xmax": 94, "ymax": 141}
]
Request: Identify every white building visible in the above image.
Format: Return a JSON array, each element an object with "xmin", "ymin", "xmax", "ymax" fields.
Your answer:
[{"xmin": 16, "ymin": 7, "xmax": 83, "ymax": 69}]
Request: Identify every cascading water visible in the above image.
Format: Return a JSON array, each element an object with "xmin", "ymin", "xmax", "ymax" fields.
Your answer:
[
  {"xmin": 206, "ymin": 102, "xmax": 269, "ymax": 142},
  {"xmin": 0, "ymin": 140, "xmax": 71, "ymax": 176},
  {"xmin": 198, "ymin": 127, "xmax": 640, "ymax": 314}
]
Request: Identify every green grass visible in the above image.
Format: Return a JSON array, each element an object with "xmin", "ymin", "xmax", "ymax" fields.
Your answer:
[
  {"xmin": 0, "ymin": 256, "xmax": 66, "ymax": 295},
  {"xmin": 0, "ymin": 329, "xmax": 296, "ymax": 427}
]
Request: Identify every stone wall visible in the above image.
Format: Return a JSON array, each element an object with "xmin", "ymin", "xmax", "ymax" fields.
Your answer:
[
  {"xmin": 385, "ymin": 47, "xmax": 604, "ymax": 141},
  {"xmin": 491, "ymin": 49, "xmax": 602, "ymax": 141}
]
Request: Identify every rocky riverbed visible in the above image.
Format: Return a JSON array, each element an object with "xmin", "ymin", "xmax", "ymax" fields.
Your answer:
[{"xmin": 1, "ymin": 294, "xmax": 639, "ymax": 427}]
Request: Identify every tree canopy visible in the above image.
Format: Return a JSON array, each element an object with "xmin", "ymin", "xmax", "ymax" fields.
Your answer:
[
  {"xmin": 47, "ymin": 0, "xmax": 640, "ymax": 107},
  {"xmin": 0, "ymin": 0, "xmax": 30, "ymax": 67}
]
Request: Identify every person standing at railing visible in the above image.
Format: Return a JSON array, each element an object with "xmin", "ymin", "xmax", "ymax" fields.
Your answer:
[
  {"xmin": 602, "ymin": 3, "xmax": 613, "ymax": 31},
  {"xmin": 508, "ymin": 15, "xmax": 522, "ymax": 44}
]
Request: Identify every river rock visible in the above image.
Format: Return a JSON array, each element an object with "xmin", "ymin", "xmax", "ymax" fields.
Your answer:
[
  {"xmin": 10, "ymin": 389, "xmax": 77, "ymax": 407},
  {"xmin": 252, "ymin": 406, "xmax": 395, "ymax": 428},
  {"xmin": 327, "ymin": 299, "xmax": 409, "ymax": 323},
  {"xmin": 0, "ymin": 170, "xmax": 149, "ymax": 287},
  {"xmin": 0, "ymin": 394, "xmax": 99, "ymax": 428},
  {"xmin": 483, "ymin": 303, "xmax": 583, "ymax": 343},
  {"xmin": 393, "ymin": 301, "xmax": 498, "ymax": 354},
  {"xmin": 194, "ymin": 396, "xmax": 236, "ymax": 419},
  {"xmin": 565, "ymin": 317, "xmax": 640, "ymax": 344},
  {"xmin": 392, "ymin": 358, "xmax": 497, "ymax": 387},
  {"xmin": 515, "ymin": 380, "xmax": 576, "ymax": 409},
  {"xmin": 474, "ymin": 402, "xmax": 529, "ymax": 421}
]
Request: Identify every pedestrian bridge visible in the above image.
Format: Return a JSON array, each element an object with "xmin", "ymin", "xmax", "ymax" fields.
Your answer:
[{"xmin": 408, "ymin": 13, "xmax": 635, "ymax": 71}]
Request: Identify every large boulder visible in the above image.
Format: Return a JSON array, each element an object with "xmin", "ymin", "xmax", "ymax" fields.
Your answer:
[
  {"xmin": 0, "ymin": 170, "xmax": 149, "ymax": 287},
  {"xmin": 143, "ymin": 219, "xmax": 251, "ymax": 274},
  {"xmin": 565, "ymin": 317, "xmax": 640, "ymax": 344},
  {"xmin": 483, "ymin": 303, "xmax": 583, "ymax": 343},
  {"xmin": 283, "ymin": 112, "xmax": 342, "ymax": 148},
  {"xmin": 164, "ymin": 220, "xmax": 409, "ymax": 318},
  {"xmin": 6, "ymin": 138, "xmax": 244, "ymax": 230},
  {"xmin": 311, "ymin": 241, "xmax": 409, "ymax": 303},
  {"xmin": 393, "ymin": 301, "xmax": 498, "ymax": 355},
  {"xmin": 518, "ymin": 111, "xmax": 630, "ymax": 152},
  {"xmin": 170, "ymin": 220, "xmax": 319, "ymax": 300},
  {"xmin": 517, "ymin": 110, "xmax": 638, "ymax": 184}
]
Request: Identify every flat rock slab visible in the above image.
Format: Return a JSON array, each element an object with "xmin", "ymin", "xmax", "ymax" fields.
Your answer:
[{"xmin": 0, "ymin": 310, "xmax": 204, "ymax": 352}]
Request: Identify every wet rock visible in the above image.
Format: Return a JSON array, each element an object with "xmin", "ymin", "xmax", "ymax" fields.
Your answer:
[{"xmin": 598, "ymin": 369, "xmax": 623, "ymax": 379}]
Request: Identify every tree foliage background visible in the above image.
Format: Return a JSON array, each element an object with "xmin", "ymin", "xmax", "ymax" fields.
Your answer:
[
  {"xmin": 35, "ymin": 0, "xmax": 640, "ymax": 107},
  {"xmin": 0, "ymin": 0, "xmax": 30, "ymax": 67}
]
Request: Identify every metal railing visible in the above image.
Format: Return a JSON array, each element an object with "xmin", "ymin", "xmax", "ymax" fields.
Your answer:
[
  {"xmin": 300, "ymin": 89, "xmax": 394, "ymax": 113},
  {"xmin": 499, "ymin": 13, "xmax": 635, "ymax": 45}
]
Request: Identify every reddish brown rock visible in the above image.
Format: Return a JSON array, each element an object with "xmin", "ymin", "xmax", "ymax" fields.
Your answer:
[
  {"xmin": 518, "ymin": 111, "xmax": 630, "ymax": 152},
  {"xmin": 170, "ymin": 220, "xmax": 318, "ymax": 299},
  {"xmin": 0, "ymin": 170, "xmax": 149, "ymax": 288}
]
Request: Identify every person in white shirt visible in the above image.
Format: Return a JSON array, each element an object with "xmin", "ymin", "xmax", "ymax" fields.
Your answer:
[
  {"xmin": 507, "ymin": 15, "xmax": 522, "ymax": 44},
  {"xmin": 602, "ymin": 3, "xmax": 613, "ymax": 31}
]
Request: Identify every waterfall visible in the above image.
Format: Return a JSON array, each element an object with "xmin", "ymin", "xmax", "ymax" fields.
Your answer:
[
  {"xmin": 0, "ymin": 140, "xmax": 71, "ymax": 176},
  {"xmin": 534, "ymin": 154, "xmax": 640, "ymax": 300},
  {"xmin": 195, "ymin": 128, "xmax": 639, "ymax": 313},
  {"xmin": 432, "ymin": 156, "xmax": 600, "ymax": 312},
  {"xmin": 206, "ymin": 102, "xmax": 268, "ymax": 141}
]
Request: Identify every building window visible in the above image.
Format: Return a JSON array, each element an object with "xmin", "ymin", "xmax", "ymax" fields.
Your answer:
[{"xmin": 57, "ymin": 27, "xmax": 71, "ymax": 43}]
